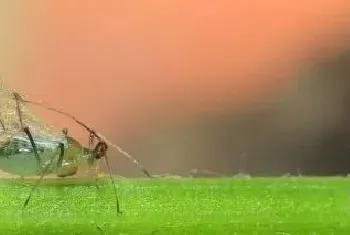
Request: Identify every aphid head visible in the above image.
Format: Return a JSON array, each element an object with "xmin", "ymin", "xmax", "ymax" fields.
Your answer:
[
  {"xmin": 93, "ymin": 141, "xmax": 108, "ymax": 160},
  {"xmin": 85, "ymin": 140, "xmax": 108, "ymax": 167}
]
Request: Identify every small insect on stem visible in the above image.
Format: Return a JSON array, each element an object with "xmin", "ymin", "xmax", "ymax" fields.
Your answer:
[
  {"xmin": 0, "ymin": 84, "xmax": 151, "ymax": 212},
  {"xmin": 6, "ymin": 91, "xmax": 151, "ymax": 213}
]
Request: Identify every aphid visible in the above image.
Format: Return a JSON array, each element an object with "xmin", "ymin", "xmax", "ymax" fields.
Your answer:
[{"xmin": 0, "ymin": 81, "xmax": 151, "ymax": 212}]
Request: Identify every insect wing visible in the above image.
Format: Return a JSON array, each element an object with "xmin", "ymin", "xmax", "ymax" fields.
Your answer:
[{"xmin": 0, "ymin": 87, "xmax": 66, "ymax": 176}]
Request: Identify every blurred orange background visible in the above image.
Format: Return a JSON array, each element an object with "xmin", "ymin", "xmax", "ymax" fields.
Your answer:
[{"xmin": 1, "ymin": 1, "xmax": 350, "ymax": 144}]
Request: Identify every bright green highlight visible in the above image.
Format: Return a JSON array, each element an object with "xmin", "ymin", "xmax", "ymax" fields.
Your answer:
[{"xmin": 0, "ymin": 177, "xmax": 349, "ymax": 234}]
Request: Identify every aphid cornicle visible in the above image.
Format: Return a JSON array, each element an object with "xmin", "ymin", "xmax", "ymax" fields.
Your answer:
[{"xmin": 0, "ymin": 81, "xmax": 151, "ymax": 212}]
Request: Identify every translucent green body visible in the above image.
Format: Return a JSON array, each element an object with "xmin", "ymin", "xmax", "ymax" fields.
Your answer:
[{"xmin": 0, "ymin": 133, "xmax": 90, "ymax": 177}]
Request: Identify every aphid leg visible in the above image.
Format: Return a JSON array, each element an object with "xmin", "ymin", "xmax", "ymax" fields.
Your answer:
[
  {"xmin": 12, "ymin": 91, "xmax": 43, "ymax": 171},
  {"xmin": 93, "ymin": 141, "xmax": 122, "ymax": 213},
  {"xmin": 22, "ymin": 126, "xmax": 42, "ymax": 171},
  {"xmin": 62, "ymin": 127, "xmax": 68, "ymax": 137},
  {"xmin": 58, "ymin": 128, "xmax": 68, "ymax": 171},
  {"xmin": 104, "ymin": 151, "xmax": 122, "ymax": 214},
  {"xmin": 91, "ymin": 162, "xmax": 100, "ymax": 190},
  {"xmin": 56, "ymin": 142, "xmax": 65, "ymax": 170},
  {"xmin": 84, "ymin": 131, "xmax": 100, "ymax": 188},
  {"xmin": 87, "ymin": 132, "xmax": 94, "ymax": 170},
  {"xmin": 87, "ymin": 140, "xmax": 121, "ymax": 213},
  {"xmin": 0, "ymin": 118, "xmax": 5, "ymax": 131},
  {"xmin": 23, "ymin": 146, "xmax": 61, "ymax": 209},
  {"xmin": 89, "ymin": 131, "xmax": 95, "ymax": 151},
  {"xmin": 89, "ymin": 132, "xmax": 101, "ymax": 189}
]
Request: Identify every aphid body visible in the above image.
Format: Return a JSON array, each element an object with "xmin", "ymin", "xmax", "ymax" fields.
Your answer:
[
  {"xmin": 0, "ymin": 80, "xmax": 149, "ymax": 211},
  {"xmin": 0, "ymin": 87, "xmax": 97, "ymax": 178}
]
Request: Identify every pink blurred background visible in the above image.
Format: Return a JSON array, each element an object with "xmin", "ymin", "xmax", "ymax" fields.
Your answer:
[{"xmin": 1, "ymin": 1, "xmax": 350, "ymax": 175}]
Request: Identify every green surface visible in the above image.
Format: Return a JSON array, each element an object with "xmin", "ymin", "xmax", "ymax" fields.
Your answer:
[
  {"xmin": 0, "ymin": 154, "xmax": 40, "ymax": 176},
  {"xmin": 0, "ymin": 177, "xmax": 349, "ymax": 234}
]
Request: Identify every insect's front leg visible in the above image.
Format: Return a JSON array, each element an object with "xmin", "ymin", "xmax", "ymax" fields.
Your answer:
[{"xmin": 83, "ymin": 140, "xmax": 108, "ymax": 184}]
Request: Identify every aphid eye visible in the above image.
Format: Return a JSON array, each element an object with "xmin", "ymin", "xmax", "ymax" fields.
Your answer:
[{"xmin": 93, "ymin": 141, "xmax": 108, "ymax": 159}]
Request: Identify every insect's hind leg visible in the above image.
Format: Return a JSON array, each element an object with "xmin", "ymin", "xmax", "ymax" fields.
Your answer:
[
  {"xmin": 22, "ymin": 126, "xmax": 43, "ymax": 171},
  {"xmin": 56, "ymin": 142, "xmax": 65, "ymax": 170},
  {"xmin": 23, "ymin": 144, "xmax": 64, "ymax": 208}
]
